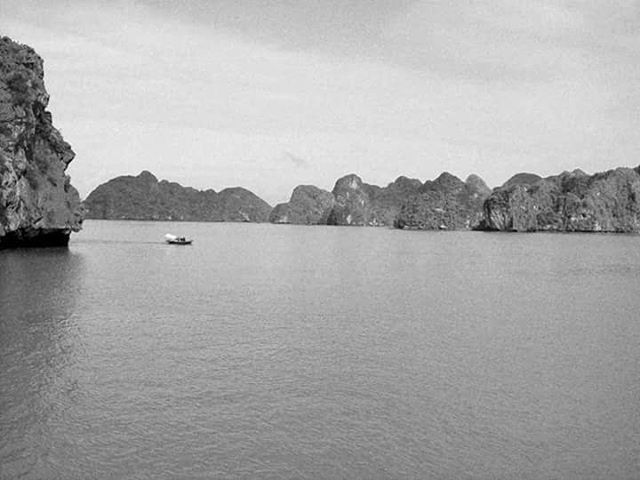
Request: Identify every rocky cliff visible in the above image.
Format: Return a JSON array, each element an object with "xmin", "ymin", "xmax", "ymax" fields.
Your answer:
[
  {"xmin": 367, "ymin": 176, "xmax": 424, "ymax": 226},
  {"xmin": 395, "ymin": 173, "xmax": 491, "ymax": 230},
  {"xmin": 0, "ymin": 37, "xmax": 82, "ymax": 247},
  {"xmin": 83, "ymin": 171, "xmax": 272, "ymax": 222},
  {"xmin": 269, "ymin": 185, "xmax": 334, "ymax": 224},
  {"xmin": 326, "ymin": 174, "xmax": 376, "ymax": 226},
  {"xmin": 480, "ymin": 166, "xmax": 640, "ymax": 232},
  {"xmin": 323, "ymin": 174, "xmax": 421, "ymax": 226},
  {"xmin": 271, "ymin": 173, "xmax": 487, "ymax": 229}
]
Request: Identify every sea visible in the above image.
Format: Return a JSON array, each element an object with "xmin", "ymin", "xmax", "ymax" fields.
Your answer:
[{"xmin": 1, "ymin": 220, "xmax": 639, "ymax": 479}]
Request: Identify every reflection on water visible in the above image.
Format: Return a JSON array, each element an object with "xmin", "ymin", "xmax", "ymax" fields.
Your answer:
[{"xmin": 0, "ymin": 249, "xmax": 85, "ymax": 478}]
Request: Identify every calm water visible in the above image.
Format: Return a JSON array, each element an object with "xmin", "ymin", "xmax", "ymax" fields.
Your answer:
[{"xmin": 1, "ymin": 221, "xmax": 639, "ymax": 479}]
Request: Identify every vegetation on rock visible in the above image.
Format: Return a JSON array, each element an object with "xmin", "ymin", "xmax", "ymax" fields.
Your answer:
[
  {"xmin": 480, "ymin": 167, "xmax": 640, "ymax": 232},
  {"xmin": 269, "ymin": 185, "xmax": 334, "ymax": 224},
  {"xmin": 83, "ymin": 171, "xmax": 272, "ymax": 222},
  {"xmin": 326, "ymin": 174, "xmax": 375, "ymax": 226},
  {"xmin": 366, "ymin": 176, "xmax": 423, "ymax": 226},
  {"xmin": 500, "ymin": 172, "xmax": 543, "ymax": 189},
  {"xmin": 271, "ymin": 173, "xmax": 489, "ymax": 230},
  {"xmin": 322, "ymin": 174, "xmax": 422, "ymax": 226},
  {"xmin": 395, "ymin": 173, "xmax": 490, "ymax": 230}
]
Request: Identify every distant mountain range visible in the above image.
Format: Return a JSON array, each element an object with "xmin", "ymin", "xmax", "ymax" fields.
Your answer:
[
  {"xmin": 269, "ymin": 172, "xmax": 491, "ymax": 230},
  {"xmin": 83, "ymin": 171, "xmax": 271, "ymax": 222},
  {"xmin": 84, "ymin": 165, "xmax": 640, "ymax": 233}
]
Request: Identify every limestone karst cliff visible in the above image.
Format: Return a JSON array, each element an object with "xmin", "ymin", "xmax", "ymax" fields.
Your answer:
[
  {"xmin": 326, "ymin": 174, "xmax": 375, "ymax": 226},
  {"xmin": 83, "ymin": 171, "xmax": 272, "ymax": 222},
  {"xmin": 395, "ymin": 173, "xmax": 491, "ymax": 230},
  {"xmin": 480, "ymin": 167, "xmax": 640, "ymax": 232},
  {"xmin": 367, "ymin": 176, "xmax": 424, "ymax": 226},
  {"xmin": 86, "ymin": 166, "xmax": 640, "ymax": 233},
  {"xmin": 269, "ymin": 185, "xmax": 335, "ymax": 224},
  {"xmin": 273, "ymin": 172, "xmax": 488, "ymax": 230},
  {"xmin": 0, "ymin": 37, "xmax": 82, "ymax": 247},
  {"xmin": 325, "ymin": 174, "xmax": 424, "ymax": 227}
]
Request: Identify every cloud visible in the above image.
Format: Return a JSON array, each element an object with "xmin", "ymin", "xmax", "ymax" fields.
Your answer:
[
  {"xmin": 380, "ymin": 1, "xmax": 585, "ymax": 81},
  {"xmin": 140, "ymin": 0, "xmax": 415, "ymax": 56},
  {"xmin": 281, "ymin": 152, "xmax": 309, "ymax": 169}
]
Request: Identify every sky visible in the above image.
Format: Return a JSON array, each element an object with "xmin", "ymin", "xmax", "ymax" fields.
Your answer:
[{"xmin": 2, "ymin": 0, "xmax": 640, "ymax": 205}]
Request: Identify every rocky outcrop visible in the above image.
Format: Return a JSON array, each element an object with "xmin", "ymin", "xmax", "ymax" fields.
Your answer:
[
  {"xmin": 87, "ymin": 165, "xmax": 640, "ymax": 233},
  {"xmin": 83, "ymin": 171, "xmax": 272, "ymax": 222},
  {"xmin": 466, "ymin": 174, "xmax": 492, "ymax": 198},
  {"xmin": 268, "ymin": 203, "xmax": 290, "ymax": 224},
  {"xmin": 269, "ymin": 185, "xmax": 334, "ymax": 224},
  {"xmin": 325, "ymin": 174, "xmax": 422, "ymax": 226},
  {"xmin": 366, "ymin": 176, "xmax": 423, "ymax": 226},
  {"xmin": 395, "ymin": 173, "xmax": 490, "ymax": 230},
  {"xmin": 272, "ymin": 173, "xmax": 486, "ymax": 229},
  {"xmin": 326, "ymin": 174, "xmax": 373, "ymax": 226},
  {"xmin": 216, "ymin": 187, "xmax": 272, "ymax": 222},
  {"xmin": 0, "ymin": 37, "xmax": 82, "ymax": 248},
  {"xmin": 480, "ymin": 167, "xmax": 640, "ymax": 232}
]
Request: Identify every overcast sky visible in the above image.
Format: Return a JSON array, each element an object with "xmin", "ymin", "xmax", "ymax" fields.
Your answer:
[{"xmin": 3, "ymin": 0, "xmax": 640, "ymax": 204}]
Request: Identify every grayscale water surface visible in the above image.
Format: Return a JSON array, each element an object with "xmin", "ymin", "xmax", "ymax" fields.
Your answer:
[{"xmin": 1, "ymin": 221, "xmax": 639, "ymax": 479}]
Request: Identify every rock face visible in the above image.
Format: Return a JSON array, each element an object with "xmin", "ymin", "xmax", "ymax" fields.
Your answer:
[
  {"xmin": 271, "ymin": 173, "xmax": 487, "ymax": 229},
  {"xmin": 269, "ymin": 185, "xmax": 334, "ymax": 224},
  {"xmin": 466, "ymin": 173, "xmax": 492, "ymax": 198},
  {"xmin": 0, "ymin": 37, "xmax": 82, "ymax": 248},
  {"xmin": 324, "ymin": 174, "xmax": 423, "ymax": 226},
  {"xmin": 268, "ymin": 203, "xmax": 290, "ymax": 224},
  {"xmin": 481, "ymin": 167, "xmax": 640, "ymax": 232},
  {"xmin": 83, "ymin": 171, "xmax": 272, "ymax": 222},
  {"xmin": 367, "ymin": 176, "xmax": 423, "ymax": 226},
  {"xmin": 326, "ymin": 174, "xmax": 374, "ymax": 226},
  {"xmin": 395, "ymin": 173, "xmax": 491, "ymax": 230}
]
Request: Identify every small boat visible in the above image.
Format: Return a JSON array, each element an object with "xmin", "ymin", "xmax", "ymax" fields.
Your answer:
[{"xmin": 165, "ymin": 233, "xmax": 192, "ymax": 245}]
